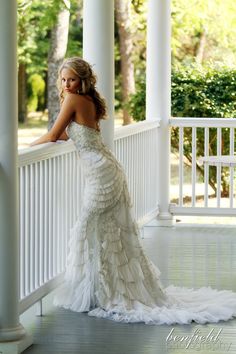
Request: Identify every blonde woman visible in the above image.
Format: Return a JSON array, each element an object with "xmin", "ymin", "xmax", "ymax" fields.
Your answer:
[{"xmin": 31, "ymin": 57, "xmax": 236, "ymax": 324}]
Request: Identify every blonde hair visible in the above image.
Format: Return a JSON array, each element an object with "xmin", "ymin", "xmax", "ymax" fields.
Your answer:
[{"xmin": 57, "ymin": 57, "xmax": 107, "ymax": 120}]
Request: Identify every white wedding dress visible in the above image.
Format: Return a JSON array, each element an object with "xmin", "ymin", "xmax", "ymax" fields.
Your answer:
[{"xmin": 53, "ymin": 120, "xmax": 236, "ymax": 325}]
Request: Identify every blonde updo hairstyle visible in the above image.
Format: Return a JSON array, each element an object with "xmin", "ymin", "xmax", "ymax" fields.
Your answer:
[{"xmin": 57, "ymin": 57, "xmax": 107, "ymax": 121}]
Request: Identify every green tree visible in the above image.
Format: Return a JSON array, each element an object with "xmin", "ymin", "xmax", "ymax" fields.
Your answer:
[
  {"xmin": 115, "ymin": 0, "xmax": 136, "ymax": 125},
  {"xmin": 172, "ymin": 0, "xmax": 236, "ymax": 66},
  {"xmin": 47, "ymin": 0, "xmax": 71, "ymax": 128},
  {"xmin": 17, "ymin": 0, "xmax": 82, "ymax": 123}
]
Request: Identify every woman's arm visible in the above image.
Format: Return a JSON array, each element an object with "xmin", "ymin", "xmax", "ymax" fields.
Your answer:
[
  {"xmin": 29, "ymin": 130, "xmax": 69, "ymax": 146},
  {"xmin": 58, "ymin": 130, "xmax": 69, "ymax": 140},
  {"xmin": 29, "ymin": 131, "xmax": 54, "ymax": 146},
  {"xmin": 30, "ymin": 94, "xmax": 76, "ymax": 147}
]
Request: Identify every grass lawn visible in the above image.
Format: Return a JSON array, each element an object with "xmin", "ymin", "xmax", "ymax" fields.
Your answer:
[{"xmin": 18, "ymin": 111, "xmax": 48, "ymax": 150}]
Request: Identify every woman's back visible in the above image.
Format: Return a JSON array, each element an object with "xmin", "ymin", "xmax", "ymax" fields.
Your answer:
[{"xmin": 72, "ymin": 94, "xmax": 100, "ymax": 131}]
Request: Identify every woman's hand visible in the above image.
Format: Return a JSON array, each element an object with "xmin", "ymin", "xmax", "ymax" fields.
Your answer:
[{"xmin": 29, "ymin": 131, "xmax": 55, "ymax": 147}]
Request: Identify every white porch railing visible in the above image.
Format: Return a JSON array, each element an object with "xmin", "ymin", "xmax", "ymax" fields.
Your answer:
[
  {"xmin": 18, "ymin": 141, "xmax": 84, "ymax": 313},
  {"xmin": 114, "ymin": 120, "xmax": 160, "ymax": 224},
  {"xmin": 18, "ymin": 120, "xmax": 160, "ymax": 314},
  {"xmin": 169, "ymin": 118, "xmax": 236, "ymax": 216}
]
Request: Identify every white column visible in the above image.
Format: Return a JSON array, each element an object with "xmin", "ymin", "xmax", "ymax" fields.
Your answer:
[
  {"xmin": 0, "ymin": 0, "xmax": 33, "ymax": 352},
  {"xmin": 146, "ymin": 0, "xmax": 174, "ymax": 225},
  {"xmin": 83, "ymin": 0, "xmax": 114, "ymax": 150}
]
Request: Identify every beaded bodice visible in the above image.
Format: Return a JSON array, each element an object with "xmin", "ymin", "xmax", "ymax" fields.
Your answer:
[{"xmin": 66, "ymin": 120, "xmax": 104, "ymax": 153}]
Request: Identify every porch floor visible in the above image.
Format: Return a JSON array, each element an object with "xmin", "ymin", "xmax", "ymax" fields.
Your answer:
[{"xmin": 21, "ymin": 222, "xmax": 236, "ymax": 354}]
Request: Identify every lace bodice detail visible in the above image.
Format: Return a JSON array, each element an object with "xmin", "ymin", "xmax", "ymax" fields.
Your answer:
[
  {"xmin": 66, "ymin": 121, "xmax": 105, "ymax": 153},
  {"xmin": 66, "ymin": 120, "xmax": 125, "ymax": 179}
]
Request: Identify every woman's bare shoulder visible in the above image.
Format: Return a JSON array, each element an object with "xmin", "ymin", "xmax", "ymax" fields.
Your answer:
[
  {"xmin": 64, "ymin": 92, "xmax": 81, "ymax": 101},
  {"xmin": 65, "ymin": 93, "xmax": 93, "ymax": 105}
]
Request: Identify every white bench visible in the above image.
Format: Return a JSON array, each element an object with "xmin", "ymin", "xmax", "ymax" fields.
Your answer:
[{"xmin": 199, "ymin": 155, "xmax": 236, "ymax": 167}]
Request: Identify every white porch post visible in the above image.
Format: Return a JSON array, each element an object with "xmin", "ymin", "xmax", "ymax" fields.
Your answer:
[
  {"xmin": 83, "ymin": 0, "xmax": 114, "ymax": 150},
  {"xmin": 0, "ymin": 0, "xmax": 33, "ymax": 352},
  {"xmin": 146, "ymin": 0, "xmax": 174, "ymax": 225}
]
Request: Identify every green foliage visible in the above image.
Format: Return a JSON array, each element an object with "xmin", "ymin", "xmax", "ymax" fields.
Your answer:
[
  {"xmin": 127, "ymin": 65, "xmax": 236, "ymax": 120},
  {"xmin": 66, "ymin": 0, "xmax": 83, "ymax": 57},
  {"xmin": 17, "ymin": 0, "xmax": 63, "ymax": 67},
  {"xmin": 18, "ymin": 0, "xmax": 236, "ymax": 114},
  {"xmin": 18, "ymin": 0, "xmax": 82, "ymax": 76},
  {"xmin": 114, "ymin": 0, "xmax": 147, "ymax": 109},
  {"xmin": 171, "ymin": 0, "xmax": 236, "ymax": 67},
  {"xmin": 172, "ymin": 65, "xmax": 236, "ymax": 118},
  {"xmin": 17, "ymin": 0, "xmax": 83, "ymax": 118},
  {"xmin": 125, "ymin": 78, "xmax": 145, "ymax": 121},
  {"xmin": 27, "ymin": 74, "xmax": 45, "ymax": 112},
  {"xmin": 127, "ymin": 66, "xmax": 236, "ymax": 196}
]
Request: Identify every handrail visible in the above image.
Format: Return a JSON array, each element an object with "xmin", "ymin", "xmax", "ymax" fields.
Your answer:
[
  {"xmin": 18, "ymin": 140, "xmax": 75, "ymax": 167},
  {"xmin": 170, "ymin": 117, "xmax": 236, "ymax": 128},
  {"xmin": 115, "ymin": 120, "xmax": 160, "ymax": 139},
  {"xmin": 18, "ymin": 120, "xmax": 161, "ymax": 167}
]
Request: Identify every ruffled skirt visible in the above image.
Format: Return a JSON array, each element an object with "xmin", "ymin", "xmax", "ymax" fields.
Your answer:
[{"xmin": 53, "ymin": 150, "xmax": 236, "ymax": 325}]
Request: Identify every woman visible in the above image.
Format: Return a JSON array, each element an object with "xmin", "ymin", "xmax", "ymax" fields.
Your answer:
[{"xmin": 31, "ymin": 57, "xmax": 236, "ymax": 324}]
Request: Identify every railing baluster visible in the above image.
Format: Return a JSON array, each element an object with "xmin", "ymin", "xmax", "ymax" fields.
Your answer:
[
  {"xmin": 204, "ymin": 127, "xmax": 209, "ymax": 207},
  {"xmin": 56, "ymin": 156, "xmax": 60, "ymax": 273},
  {"xmin": 139, "ymin": 133, "xmax": 142, "ymax": 218},
  {"xmin": 44, "ymin": 159, "xmax": 49, "ymax": 282},
  {"xmin": 39, "ymin": 160, "xmax": 44, "ymax": 285},
  {"xmin": 61, "ymin": 155, "xmax": 65, "ymax": 272},
  {"xmin": 229, "ymin": 127, "xmax": 234, "ymax": 208},
  {"xmin": 132, "ymin": 136, "xmax": 135, "ymax": 208},
  {"xmin": 192, "ymin": 127, "xmax": 196, "ymax": 207},
  {"xmin": 30, "ymin": 164, "xmax": 35, "ymax": 292},
  {"xmin": 76, "ymin": 156, "xmax": 80, "ymax": 219},
  {"xmin": 35, "ymin": 162, "xmax": 39, "ymax": 288},
  {"xmin": 148, "ymin": 132, "xmax": 151, "ymax": 212},
  {"xmin": 128, "ymin": 136, "xmax": 132, "ymax": 207},
  {"xmin": 216, "ymin": 128, "xmax": 221, "ymax": 207},
  {"xmin": 73, "ymin": 153, "xmax": 77, "ymax": 223},
  {"xmin": 52, "ymin": 158, "xmax": 56, "ymax": 277},
  {"xmin": 179, "ymin": 127, "xmax": 184, "ymax": 206},
  {"xmin": 136, "ymin": 134, "xmax": 138, "ymax": 218},
  {"xmin": 25, "ymin": 165, "xmax": 30, "ymax": 295},
  {"xmin": 19, "ymin": 168, "xmax": 25, "ymax": 298},
  {"xmin": 142, "ymin": 133, "xmax": 144, "ymax": 217},
  {"xmin": 48, "ymin": 159, "xmax": 53, "ymax": 279},
  {"xmin": 64, "ymin": 155, "xmax": 68, "ymax": 270},
  {"xmin": 71, "ymin": 154, "xmax": 74, "ymax": 224}
]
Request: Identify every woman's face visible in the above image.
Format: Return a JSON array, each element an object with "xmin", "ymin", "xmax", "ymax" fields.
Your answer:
[{"xmin": 61, "ymin": 68, "xmax": 80, "ymax": 94}]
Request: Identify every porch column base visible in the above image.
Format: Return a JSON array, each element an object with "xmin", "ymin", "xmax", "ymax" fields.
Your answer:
[
  {"xmin": 154, "ymin": 209, "xmax": 176, "ymax": 227},
  {"xmin": 0, "ymin": 331, "xmax": 33, "ymax": 354}
]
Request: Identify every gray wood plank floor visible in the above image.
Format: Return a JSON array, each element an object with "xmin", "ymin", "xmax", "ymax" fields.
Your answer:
[{"xmin": 21, "ymin": 223, "xmax": 236, "ymax": 354}]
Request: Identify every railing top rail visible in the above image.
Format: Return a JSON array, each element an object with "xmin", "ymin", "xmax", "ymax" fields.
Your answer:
[
  {"xmin": 18, "ymin": 140, "xmax": 75, "ymax": 167},
  {"xmin": 18, "ymin": 120, "xmax": 161, "ymax": 167},
  {"xmin": 170, "ymin": 117, "xmax": 236, "ymax": 128},
  {"xmin": 114, "ymin": 119, "xmax": 160, "ymax": 140}
]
